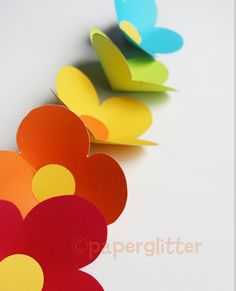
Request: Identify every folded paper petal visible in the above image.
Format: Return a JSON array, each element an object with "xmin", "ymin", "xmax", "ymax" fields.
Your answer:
[
  {"xmin": 127, "ymin": 56, "xmax": 169, "ymax": 84},
  {"xmin": 90, "ymin": 29, "xmax": 174, "ymax": 92},
  {"xmin": 57, "ymin": 66, "xmax": 157, "ymax": 146},
  {"xmin": 115, "ymin": 0, "xmax": 183, "ymax": 55},
  {"xmin": 0, "ymin": 152, "xmax": 37, "ymax": 217},
  {"xmin": 115, "ymin": 0, "xmax": 157, "ymax": 29},
  {"xmin": 1, "ymin": 105, "xmax": 127, "ymax": 224}
]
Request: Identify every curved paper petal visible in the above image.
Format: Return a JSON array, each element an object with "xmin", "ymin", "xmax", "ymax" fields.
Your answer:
[
  {"xmin": 90, "ymin": 29, "xmax": 173, "ymax": 92},
  {"xmin": 141, "ymin": 27, "xmax": 184, "ymax": 54},
  {"xmin": 0, "ymin": 151, "xmax": 37, "ymax": 217},
  {"xmin": 43, "ymin": 270, "xmax": 104, "ymax": 291},
  {"xmin": 16, "ymin": 104, "xmax": 127, "ymax": 223},
  {"xmin": 115, "ymin": 0, "xmax": 184, "ymax": 55},
  {"xmin": 75, "ymin": 154, "xmax": 127, "ymax": 225},
  {"xmin": 21, "ymin": 196, "xmax": 107, "ymax": 271},
  {"xmin": 17, "ymin": 105, "xmax": 90, "ymax": 171},
  {"xmin": 115, "ymin": 0, "xmax": 157, "ymax": 30},
  {"xmin": 0, "ymin": 198, "xmax": 106, "ymax": 289},
  {"xmin": 127, "ymin": 56, "xmax": 169, "ymax": 84},
  {"xmin": 0, "ymin": 200, "xmax": 22, "ymax": 260},
  {"xmin": 57, "ymin": 65, "xmax": 158, "ymax": 146}
]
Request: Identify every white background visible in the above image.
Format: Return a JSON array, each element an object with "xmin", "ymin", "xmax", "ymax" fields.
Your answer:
[{"xmin": 0, "ymin": 0, "xmax": 234, "ymax": 290}]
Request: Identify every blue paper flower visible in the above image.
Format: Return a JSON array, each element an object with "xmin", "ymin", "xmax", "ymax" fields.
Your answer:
[{"xmin": 115, "ymin": 0, "xmax": 184, "ymax": 55}]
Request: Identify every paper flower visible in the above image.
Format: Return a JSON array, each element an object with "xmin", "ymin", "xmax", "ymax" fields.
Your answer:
[
  {"xmin": 57, "ymin": 66, "xmax": 157, "ymax": 145},
  {"xmin": 115, "ymin": 0, "xmax": 184, "ymax": 55},
  {"xmin": 0, "ymin": 105, "xmax": 127, "ymax": 224},
  {"xmin": 91, "ymin": 29, "xmax": 174, "ymax": 92},
  {"xmin": 0, "ymin": 197, "xmax": 107, "ymax": 290}
]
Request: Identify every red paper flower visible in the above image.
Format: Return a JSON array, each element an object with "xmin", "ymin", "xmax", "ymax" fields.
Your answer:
[
  {"xmin": 0, "ymin": 197, "xmax": 107, "ymax": 290},
  {"xmin": 0, "ymin": 105, "xmax": 127, "ymax": 224}
]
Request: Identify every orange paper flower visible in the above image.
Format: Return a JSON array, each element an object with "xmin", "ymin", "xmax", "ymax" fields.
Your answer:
[{"xmin": 0, "ymin": 105, "xmax": 127, "ymax": 224}]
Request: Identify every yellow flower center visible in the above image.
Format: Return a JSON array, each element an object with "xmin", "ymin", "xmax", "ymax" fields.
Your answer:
[
  {"xmin": 119, "ymin": 21, "xmax": 142, "ymax": 45},
  {"xmin": 32, "ymin": 164, "xmax": 76, "ymax": 202}
]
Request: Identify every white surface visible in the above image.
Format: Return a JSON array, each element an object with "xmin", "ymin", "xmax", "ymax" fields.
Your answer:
[{"xmin": 0, "ymin": 0, "xmax": 234, "ymax": 290}]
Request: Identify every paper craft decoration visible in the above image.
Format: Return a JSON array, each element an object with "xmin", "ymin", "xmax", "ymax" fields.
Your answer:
[
  {"xmin": 57, "ymin": 66, "xmax": 157, "ymax": 146},
  {"xmin": 115, "ymin": 0, "xmax": 184, "ymax": 55},
  {"xmin": 0, "ymin": 254, "xmax": 44, "ymax": 291},
  {"xmin": 0, "ymin": 197, "xmax": 106, "ymax": 290},
  {"xmin": 0, "ymin": 105, "xmax": 127, "ymax": 224},
  {"xmin": 90, "ymin": 29, "xmax": 174, "ymax": 92}
]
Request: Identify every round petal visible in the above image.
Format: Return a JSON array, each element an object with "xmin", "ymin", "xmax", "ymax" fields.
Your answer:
[
  {"xmin": 141, "ymin": 27, "xmax": 184, "ymax": 54},
  {"xmin": 43, "ymin": 270, "xmax": 104, "ymax": 291},
  {"xmin": 75, "ymin": 154, "xmax": 127, "ymax": 225},
  {"xmin": 0, "ymin": 200, "xmax": 23, "ymax": 260},
  {"xmin": 21, "ymin": 196, "xmax": 107, "ymax": 271},
  {"xmin": 115, "ymin": 0, "xmax": 157, "ymax": 30},
  {"xmin": 0, "ymin": 152, "xmax": 36, "ymax": 217},
  {"xmin": 17, "ymin": 105, "xmax": 89, "ymax": 171}
]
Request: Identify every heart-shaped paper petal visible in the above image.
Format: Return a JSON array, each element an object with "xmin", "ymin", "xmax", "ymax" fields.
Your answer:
[
  {"xmin": 115, "ymin": 0, "xmax": 184, "ymax": 55},
  {"xmin": 57, "ymin": 66, "xmax": 157, "ymax": 146},
  {"xmin": 90, "ymin": 29, "xmax": 174, "ymax": 92}
]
